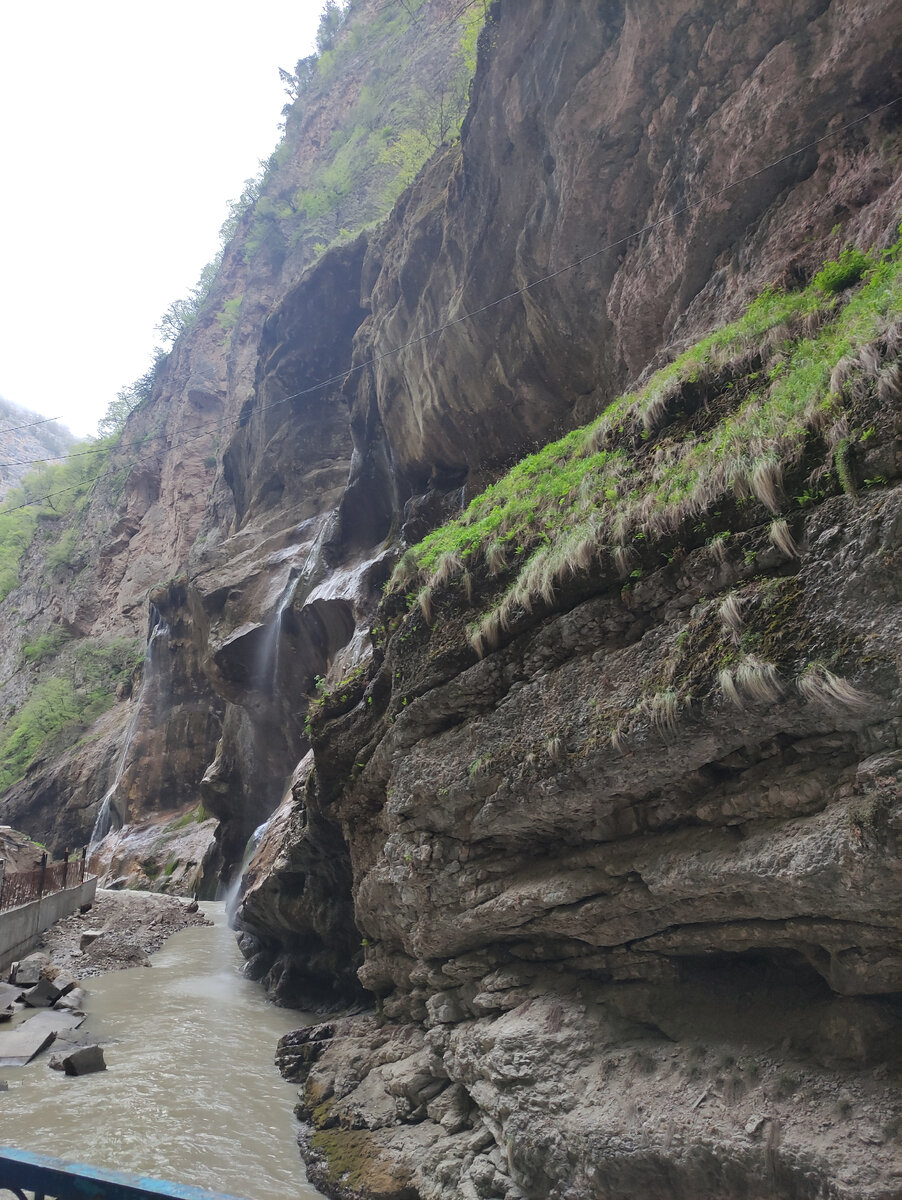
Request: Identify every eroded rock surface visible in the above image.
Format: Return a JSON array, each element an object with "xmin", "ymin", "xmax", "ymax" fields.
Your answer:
[
  {"xmin": 269, "ymin": 464, "xmax": 902, "ymax": 1197},
  {"xmin": 2, "ymin": 0, "xmax": 902, "ymax": 1195}
]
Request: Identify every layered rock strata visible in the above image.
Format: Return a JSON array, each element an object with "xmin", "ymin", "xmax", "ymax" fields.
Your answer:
[{"xmin": 3, "ymin": 1, "xmax": 902, "ymax": 1193}]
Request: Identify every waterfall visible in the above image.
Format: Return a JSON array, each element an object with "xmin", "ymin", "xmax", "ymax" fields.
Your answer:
[
  {"xmin": 89, "ymin": 613, "xmax": 170, "ymax": 847},
  {"xmin": 223, "ymin": 817, "xmax": 272, "ymax": 925},
  {"xmin": 254, "ymin": 572, "xmax": 301, "ymax": 697}
]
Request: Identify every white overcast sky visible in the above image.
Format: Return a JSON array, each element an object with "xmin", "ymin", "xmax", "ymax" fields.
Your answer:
[{"xmin": 0, "ymin": 1, "xmax": 324, "ymax": 439}]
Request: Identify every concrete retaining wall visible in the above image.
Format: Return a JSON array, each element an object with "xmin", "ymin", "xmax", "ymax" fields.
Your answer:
[{"xmin": 0, "ymin": 877, "xmax": 98, "ymax": 969}]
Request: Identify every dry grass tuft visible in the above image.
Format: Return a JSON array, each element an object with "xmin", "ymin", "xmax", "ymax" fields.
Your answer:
[
  {"xmin": 647, "ymin": 690, "xmax": 679, "ymax": 737},
  {"xmin": 485, "ymin": 541, "xmax": 508, "ymax": 576},
  {"xmin": 750, "ymin": 456, "xmax": 783, "ymax": 513},
  {"xmin": 719, "ymin": 657, "xmax": 784, "ymax": 708},
  {"xmin": 546, "ymin": 735, "xmax": 566, "ymax": 764},
  {"xmin": 719, "ymin": 593, "xmax": 744, "ymax": 638},
  {"xmin": 797, "ymin": 666, "xmax": 873, "ymax": 714},
  {"xmin": 641, "ymin": 377, "xmax": 681, "ymax": 434},
  {"xmin": 764, "ymin": 321, "xmax": 793, "ymax": 351},
  {"xmin": 877, "ymin": 363, "xmax": 902, "ymax": 404},
  {"xmin": 768, "ymin": 518, "xmax": 800, "ymax": 559},
  {"xmin": 389, "ymin": 549, "xmax": 419, "ymax": 594},
  {"xmin": 829, "ymin": 354, "xmax": 856, "ymax": 398},
  {"xmin": 431, "ymin": 551, "xmax": 463, "ymax": 588},
  {"xmin": 417, "ymin": 586, "xmax": 433, "ymax": 625},
  {"xmin": 468, "ymin": 624, "xmax": 486, "ymax": 659},
  {"xmin": 462, "ymin": 570, "xmax": 474, "ymax": 605},
  {"xmin": 610, "ymin": 723, "xmax": 627, "ymax": 755},
  {"xmin": 613, "ymin": 545, "xmax": 637, "ymax": 577},
  {"xmin": 858, "ymin": 343, "xmax": 882, "ymax": 376},
  {"xmin": 826, "ymin": 416, "xmax": 850, "ymax": 450},
  {"xmin": 707, "ymin": 534, "xmax": 730, "ymax": 564},
  {"xmin": 883, "ymin": 318, "xmax": 902, "ymax": 357}
]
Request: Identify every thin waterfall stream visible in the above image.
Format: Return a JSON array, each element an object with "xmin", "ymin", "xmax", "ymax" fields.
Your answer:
[
  {"xmin": 0, "ymin": 902, "xmax": 324, "ymax": 1199},
  {"xmin": 90, "ymin": 614, "xmax": 170, "ymax": 846}
]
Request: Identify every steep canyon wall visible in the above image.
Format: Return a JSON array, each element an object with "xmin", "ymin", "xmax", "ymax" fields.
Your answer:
[{"xmin": 1, "ymin": 1, "xmax": 901, "ymax": 1196}]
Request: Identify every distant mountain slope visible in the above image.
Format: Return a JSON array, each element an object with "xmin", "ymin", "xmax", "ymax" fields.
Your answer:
[{"xmin": 0, "ymin": 398, "xmax": 76, "ymax": 501}]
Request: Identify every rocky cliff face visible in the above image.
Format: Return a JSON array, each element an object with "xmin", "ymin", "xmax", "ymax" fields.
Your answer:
[
  {"xmin": 0, "ymin": 0, "xmax": 470, "ymax": 875},
  {"xmin": 2, "ymin": 0, "xmax": 902, "ymax": 1196}
]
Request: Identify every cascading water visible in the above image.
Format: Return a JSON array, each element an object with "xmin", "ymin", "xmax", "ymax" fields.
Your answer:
[
  {"xmin": 254, "ymin": 571, "xmax": 301, "ymax": 698},
  {"xmin": 254, "ymin": 520, "xmax": 334, "ymax": 699},
  {"xmin": 222, "ymin": 816, "xmax": 273, "ymax": 924},
  {"xmin": 89, "ymin": 612, "xmax": 170, "ymax": 846}
]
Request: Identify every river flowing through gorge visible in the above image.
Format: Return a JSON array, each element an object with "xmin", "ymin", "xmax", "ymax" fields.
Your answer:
[{"xmin": 0, "ymin": 903, "xmax": 324, "ymax": 1199}]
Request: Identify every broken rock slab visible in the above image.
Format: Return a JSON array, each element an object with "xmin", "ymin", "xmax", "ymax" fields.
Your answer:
[
  {"xmin": 0, "ymin": 1009, "xmax": 85, "ymax": 1067},
  {"xmin": 55, "ymin": 987, "xmax": 87, "ymax": 1012},
  {"xmin": 56, "ymin": 1044, "xmax": 105, "ymax": 1075},
  {"xmin": 79, "ymin": 930, "xmax": 105, "ymax": 951},
  {"xmin": 22, "ymin": 977, "xmax": 62, "ymax": 1008},
  {"xmin": 0, "ymin": 982, "xmax": 22, "ymax": 1008},
  {"xmin": 45, "ymin": 969, "xmax": 78, "ymax": 996},
  {"xmin": 10, "ymin": 953, "xmax": 48, "ymax": 987}
]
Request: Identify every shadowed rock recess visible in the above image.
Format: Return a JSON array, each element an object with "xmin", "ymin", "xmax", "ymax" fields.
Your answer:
[{"xmin": 2, "ymin": 0, "xmax": 902, "ymax": 1197}]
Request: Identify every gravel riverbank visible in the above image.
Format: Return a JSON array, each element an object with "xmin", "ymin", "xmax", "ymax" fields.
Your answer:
[{"xmin": 36, "ymin": 888, "xmax": 211, "ymax": 978}]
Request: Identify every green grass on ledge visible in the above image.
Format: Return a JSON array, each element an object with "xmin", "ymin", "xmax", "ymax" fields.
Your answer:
[{"xmin": 388, "ymin": 228, "xmax": 902, "ymax": 654}]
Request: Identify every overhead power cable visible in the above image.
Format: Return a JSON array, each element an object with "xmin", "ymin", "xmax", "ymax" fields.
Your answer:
[
  {"xmin": 0, "ymin": 412, "xmax": 67, "ymax": 437},
  {"xmin": 0, "ymin": 92, "xmax": 899, "ymax": 514}
]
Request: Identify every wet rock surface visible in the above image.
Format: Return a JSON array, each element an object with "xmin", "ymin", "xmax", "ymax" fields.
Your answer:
[
  {"xmin": 1, "ymin": 0, "xmax": 901, "ymax": 1196},
  {"xmin": 270, "ymin": 474, "xmax": 902, "ymax": 1199}
]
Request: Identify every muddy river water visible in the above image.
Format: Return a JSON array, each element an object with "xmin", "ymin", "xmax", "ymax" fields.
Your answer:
[{"xmin": 0, "ymin": 902, "xmax": 324, "ymax": 1199}]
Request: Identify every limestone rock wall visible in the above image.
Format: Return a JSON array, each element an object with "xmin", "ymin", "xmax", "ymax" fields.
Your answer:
[
  {"xmin": 2, "ymin": 0, "xmax": 902, "ymax": 1191},
  {"xmin": 233, "ymin": 3, "xmax": 902, "ymax": 1196}
]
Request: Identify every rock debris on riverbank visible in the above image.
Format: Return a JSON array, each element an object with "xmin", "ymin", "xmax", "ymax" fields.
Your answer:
[{"xmin": 37, "ymin": 889, "xmax": 210, "ymax": 978}]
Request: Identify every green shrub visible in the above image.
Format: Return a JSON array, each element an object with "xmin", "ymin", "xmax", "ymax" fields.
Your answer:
[
  {"xmin": 46, "ymin": 528, "xmax": 83, "ymax": 573},
  {"xmin": 216, "ymin": 296, "xmax": 242, "ymax": 334},
  {"xmin": 813, "ymin": 245, "xmax": 871, "ymax": 295},
  {"xmin": 0, "ymin": 678, "xmax": 87, "ymax": 791},
  {"xmin": 22, "ymin": 628, "xmax": 72, "ymax": 663},
  {"xmin": 0, "ymin": 636, "xmax": 143, "ymax": 794}
]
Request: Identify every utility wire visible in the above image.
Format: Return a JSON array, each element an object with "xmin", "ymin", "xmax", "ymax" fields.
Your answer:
[
  {"xmin": 0, "ymin": 412, "xmax": 67, "ymax": 437},
  {"xmin": 0, "ymin": 92, "xmax": 899, "ymax": 511}
]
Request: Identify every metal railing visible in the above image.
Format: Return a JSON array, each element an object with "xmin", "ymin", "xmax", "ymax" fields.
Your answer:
[
  {"xmin": 0, "ymin": 851, "xmax": 87, "ymax": 913},
  {"xmin": 0, "ymin": 1147, "xmax": 246, "ymax": 1200}
]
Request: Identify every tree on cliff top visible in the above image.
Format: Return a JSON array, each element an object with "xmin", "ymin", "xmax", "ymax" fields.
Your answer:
[{"xmin": 316, "ymin": 1, "xmax": 348, "ymax": 53}]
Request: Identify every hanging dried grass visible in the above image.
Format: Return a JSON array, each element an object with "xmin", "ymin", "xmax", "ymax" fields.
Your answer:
[
  {"xmin": 768, "ymin": 518, "xmax": 800, "ymax": 559},
  {"xmin": 858, "ymin": 343, "xmax": 881, "ymax": 376},
  {"xmin": 719, "ymin": 657, "xmax": 783, "ymax": 708},
  {"xmin": 719, "ymin": 593, "xmax": 744, "ymax": 638},
  {"xmin": 388, "ymin": 549, "xmax": 419, "ymax": 594},
  {"xmin": 485, "ymin": 541, "xmax": 508, "ymax": 576},
  {"xmin": 829, "ymin": 354, "xmax": 857, "ymax": 398},
  {"xmin": 417, "ymin": 586, "xmax": 433, "ymax": 625},
  {"xmin": 797, "ymin": 666, "xmax": 873, "ymax": 714},
  {"xmin": 613, "ymin": 545, "xmax": 637, "ymax": 577},
  {"xmin": 431, "ymin": 551, "xmax": 463, "ymax": 588},
  {"xmin": 610, "ymin": 722, "xmax": 627, "ymax": 755},
  {"xmin": 877, "ymin": 363, "xmax": 902, "ymax": 404},
  {"xmin": 647, "ymin": 690, "xmax": 679, "ymax": 736},
  {"xmin": 750, "ymin": 456, "xmax": 783, "ymax": 513}
]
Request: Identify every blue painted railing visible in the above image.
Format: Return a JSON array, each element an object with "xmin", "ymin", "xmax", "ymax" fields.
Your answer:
[{"xmin": 0, "ymin": 1148, "xmax": 246, "ymax": 1200}]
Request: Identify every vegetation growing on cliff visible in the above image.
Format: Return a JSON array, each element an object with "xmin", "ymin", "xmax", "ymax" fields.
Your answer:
[
  {"xmin": 244, "ymin": 0, "xmax": 487, "ymax": 266},
  {"xmin": 391, "ymin": 232, "xmax": 902, "ymax": 654},
  {"xmin": 0, "ymin": 637, "xmax": 143, "ymax": 792},
  {"xmin": 0, "ymin": 441, "xmax": 116, "ymax": 601}
]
